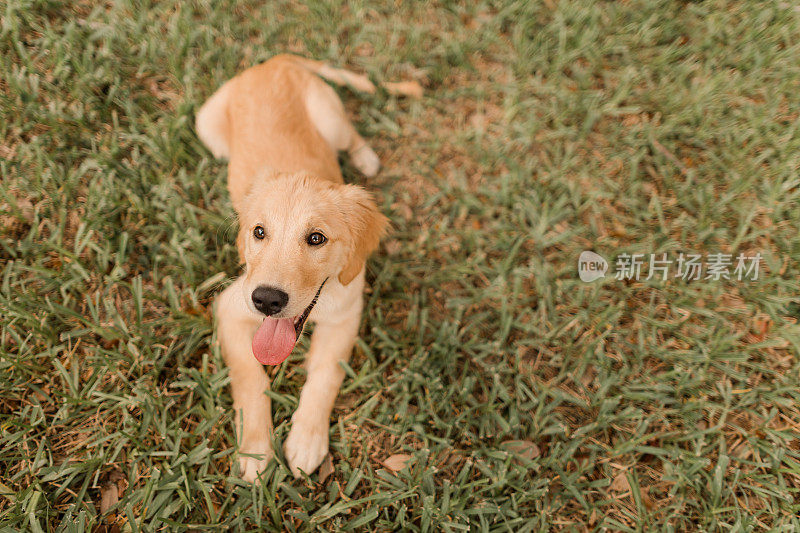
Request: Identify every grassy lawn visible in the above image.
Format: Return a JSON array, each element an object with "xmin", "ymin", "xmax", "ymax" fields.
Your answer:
[{"xmin": 2, "ymin": 0, "xmax": 800, "ymax": 530}]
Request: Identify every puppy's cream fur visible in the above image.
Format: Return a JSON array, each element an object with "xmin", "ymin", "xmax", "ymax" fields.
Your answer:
[{"xmin": 196, "ymin": 55, "xmax": 414, "ymax": 480}]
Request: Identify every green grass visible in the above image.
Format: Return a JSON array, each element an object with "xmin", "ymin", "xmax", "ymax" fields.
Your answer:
[{"xmin": 2, "ymin": 0, "xmax": 800, "ymax": 530}]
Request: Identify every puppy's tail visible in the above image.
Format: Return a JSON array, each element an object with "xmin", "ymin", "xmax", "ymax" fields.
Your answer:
[{"xmin": 279, "ymin": 55, "xmax": 424, "ymax": 98}]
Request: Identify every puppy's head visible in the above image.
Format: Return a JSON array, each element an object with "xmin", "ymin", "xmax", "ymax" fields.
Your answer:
[{"xmin": 237, "ymin": 172, "xmax": 387, "ymax": 365}]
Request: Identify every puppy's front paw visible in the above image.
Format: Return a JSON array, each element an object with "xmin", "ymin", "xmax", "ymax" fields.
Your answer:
[
  {"xmin": 238, "ymin": 441, "xmax": 273, "ymax": 482},
  {"xmin": 350, "ymin": 145, "xmax": 380, "ymax": 177},
  {"xmin": 284, "ymin": 416, "xmax": 329, "ymax": 478}
]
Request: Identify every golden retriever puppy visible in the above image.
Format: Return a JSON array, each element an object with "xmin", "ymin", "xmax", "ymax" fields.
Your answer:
[{"xmin": 195, "ymin": 55, "xmax": 418, "ymax": 481}]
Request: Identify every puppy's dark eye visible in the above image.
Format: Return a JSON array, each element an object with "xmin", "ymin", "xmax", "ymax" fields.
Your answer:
[
  {"xmin": 253, "ymin": 225, "xmax": 265, "ymax": 240},
  {"xmin": 307, "ymin": 232, "xmax": 327, "ymax": 246}
]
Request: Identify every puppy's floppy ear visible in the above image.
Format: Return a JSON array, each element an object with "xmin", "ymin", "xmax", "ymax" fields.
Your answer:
[{"xmin": 337, "ymin": 185, "xmax": 389, "ymax": 285}]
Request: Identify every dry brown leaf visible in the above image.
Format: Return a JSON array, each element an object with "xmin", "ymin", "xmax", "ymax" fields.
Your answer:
[
  {"xmin": 92, "ymin": 524, "xmax": 121, "ymax": 533},
  {"xmin": 99, "ymin": 486, "xmax": 118, "ymax": 516},
  {"xmin": 469, "ymin": 112, "xmax": 486, "ymax": 132},
  {"xmin": 0, "ymin": 194, "xmax": 34, "ymax": 228},
  {"xmin": 318, "ymin": 453, "xmax": 334, "ymax": 483},
  {"xmin": 730, "ymin": 441, "xmax": 753, "ymax": 460},
  {"xmin": 383, "ymin": 80, "xmax": 424, "ymax": 98},
  {"xmin": 98, "ymin": 468, "xmax": 127, "ymax": 515},
  {"xmin": 640, "ymin": 487, "xmax": 656, "ymax": 510},
  {"xmin": 500, "ymin": 440, "xmax": 541, "ymax": 461},
  {"xmin": 382, "ymin": 454, "xmax": 412, "ymax": 472},
  {"xmin": 580, "ymin": 365, "xmax": 597, "ymax": 388},
  {"xmin": 384, "ymin": 239, "xmax": 402, "ymax": 255},
  {"xmin": 609, "ymin": 471, "xmax": 631, "ymax": 492}
]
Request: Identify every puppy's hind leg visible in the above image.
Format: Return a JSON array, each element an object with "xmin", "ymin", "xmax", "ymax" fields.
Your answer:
[
  {"xmin": 196, "ymin": 80, "xmax": 233, "ymax": 160},
  {"xmin": 304, "ymin": 79, "xmax": 380, "ymax": 177}
]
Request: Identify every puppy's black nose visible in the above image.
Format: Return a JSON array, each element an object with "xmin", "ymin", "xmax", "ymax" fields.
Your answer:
[{"xmin": 251, "ymin": 286, "xmax": 289, "ymax": 316}]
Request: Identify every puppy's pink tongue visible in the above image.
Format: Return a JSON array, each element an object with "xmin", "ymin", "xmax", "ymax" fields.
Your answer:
[{"xmin": 252, "ymin": 318, "xmax": 297, "ymax": 365}]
